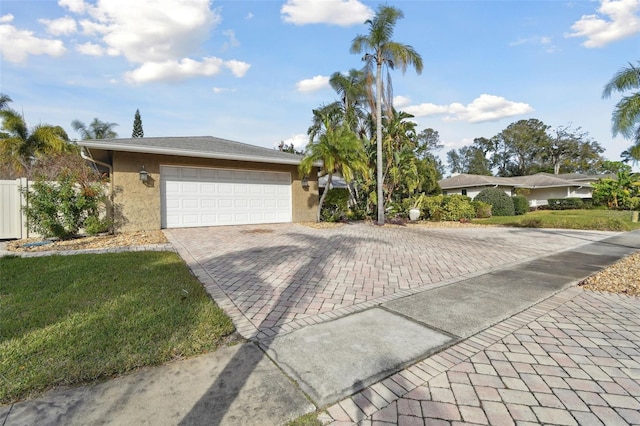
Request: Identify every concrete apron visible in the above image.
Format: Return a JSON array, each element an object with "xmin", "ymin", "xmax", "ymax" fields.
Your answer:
[
  {"xmin": 263, "ymin": 230, "xmax": 640, "ymax": 408},
  {"xmin": 2, "ymin": 343, "xmax": 313, "ymax": 426}
]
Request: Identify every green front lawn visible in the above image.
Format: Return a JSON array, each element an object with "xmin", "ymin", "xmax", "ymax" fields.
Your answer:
[
  {"xmin": 472, "ymin": 209, "xmax": 640, "ymax": 231},
  {"xmin": 0, "ymin": 251, "xmax": 235, "ymax": 404}
]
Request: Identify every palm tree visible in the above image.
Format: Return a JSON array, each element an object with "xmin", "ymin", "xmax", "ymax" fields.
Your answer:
[
  {"xmin": 0, "ymin": 93, "xmax": 12, "ymax": 110},
  {"xmin": 382, "ymin": 109, "xmax": 419, "ymax": 202},
  {"xmin": 300, "ymin": 105, "xmax": 370, "ymax": 221},
  {"xmin": 603, "ymin": 61, "xmax": 640, "ymax": 161},
  {"xmin": 329, "ymin": 69, "xmax": 367, "ymax": 133},
  {"xmin": 350, "ymin": 5, "xmax": 423, "ymax": 225},
  {"xmin": 0, "ymin": 109, "xmax": 71, "ymax": 176},
  {"xmin": 72, "ymin": 118, "xmax": 119, "ymax": 140}
]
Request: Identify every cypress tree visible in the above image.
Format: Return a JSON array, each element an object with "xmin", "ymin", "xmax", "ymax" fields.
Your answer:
[{"xmin": 132, "ymin": 109, "xmax": 144, "ymax": 138}]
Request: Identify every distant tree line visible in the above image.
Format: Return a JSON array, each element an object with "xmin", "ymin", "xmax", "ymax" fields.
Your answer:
[{"xmin": 446, "ymin": 119, "xmax": 608, "ymax": 176}]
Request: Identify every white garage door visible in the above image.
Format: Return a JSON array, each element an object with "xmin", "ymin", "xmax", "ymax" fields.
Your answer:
[{"xmin": 161, "ymin": 165, "xmax": 292, "ymax": 228}]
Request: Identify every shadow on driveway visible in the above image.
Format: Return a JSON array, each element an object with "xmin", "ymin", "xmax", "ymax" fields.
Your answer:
[{"xmin": 178, "ymin": 231, "xmax": 378, "ymax": 425}]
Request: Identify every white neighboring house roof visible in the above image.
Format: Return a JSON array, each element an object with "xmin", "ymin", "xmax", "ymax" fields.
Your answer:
[
  {"xmin": 78, "ymin": 136, "xmax": 318, "ymax": 167},
  {"xmin": 438, "ymin": 172, "xmax": 613, "ymax": 191},
  {"xmin": 438, "ymin": 174, "xmax": 525, "ymax": 190},
  {"xmin": 318, "ymin": 174, "xmax": 348, "ymax": 189}
]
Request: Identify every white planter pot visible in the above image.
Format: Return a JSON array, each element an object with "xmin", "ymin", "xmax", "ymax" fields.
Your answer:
[{"xmin": 409, "ymin": 208, "xmax": 421, "ymax": 221}]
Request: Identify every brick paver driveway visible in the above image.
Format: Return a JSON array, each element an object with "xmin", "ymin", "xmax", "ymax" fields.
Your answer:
[
  {"xmin": 320, "ymin": 288, "xmax": 640, "ymax": 425},
  {"xmin": 164, "ymin": 223, "xmax": 613, "ymax": 340}
]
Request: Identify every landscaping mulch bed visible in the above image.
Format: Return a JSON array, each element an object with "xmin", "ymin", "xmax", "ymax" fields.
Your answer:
[
  {"xmin": 7, "ymin": 230, "xmax": 168, "ymax": 253},
  {"xmin": 579, "ymin": 251, "xmax": 640, "ymax": 297}
]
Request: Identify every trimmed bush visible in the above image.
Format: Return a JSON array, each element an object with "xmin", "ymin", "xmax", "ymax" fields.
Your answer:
[
  {"xmin": 420, "ymin": 195, "xmax": 480, "ymax": 221},
  {"xmin": 547, "ymin": 198, "xmax": 584, "ymax": 210},
  {"xmin": 441, "ymin": 195, "xmax": 475, "ymax": 221},
  {"xmin": 472, "ymin": 201, "xmax": 492, "ymax": 218},
  {"xmin": 474, "ymin": 188, "xmax": 515, "ymax": 216},
  {"xmin": 512, "ymin": 195, "xmax": 529, "ymax": 215}
]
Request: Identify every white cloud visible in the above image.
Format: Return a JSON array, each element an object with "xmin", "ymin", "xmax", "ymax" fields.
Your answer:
[
  {"xmin": 39, "ymin": 16, "xmax": 77, "ymax": 35},
  {"xmin": 404, "ymin": 94, "xmax": 534, "ymax": 123},
  {"xmin": 0, "ymin": 22, "xmax": 66, "ymax": 63},
  {"xmin": 281, "ymin": 0, "xmax": 373, "ymax": 26},
  {"xmin": 224, "ymin": 59, "xmax": 250, "ymax": 77},
  {"xmin": 124, "ymin": 57, "xmax": 250, "ymax": 84},
  {"xmin": 278, "ymin": 133, "xmax": 308, "ymax": 151},
  {"xmin": 509, "ymin": 35, "xmax": 558, "ymax": 53},
  {"xmin": 58, "ymin": 0, "xmax": 250, "ymax": 83},
  {"xmin": 75, "ymin": 41, "xmax": 105, "ymax": 56},
  {"xmin": 404, "ymin": 103, "xmax": 451, "ymax": 116},
  {"xmin": 245, "ymin": 12, "xmax": 254, "ymax": 20},
  {"xmin": 213, "ymin": 87, "xmax": 236, "ymax": 94},
  {"xmin": 0, "ymin": 14, "xmax": 14, "ymax": 24},
  {"xmin": 74, "ymin": 0, "xmax": 221, "ymax": 63},
  {"xmin": 566, "ymin": 0, "xmax": 640, "ymax": 47},
  {"xmin": 296, "ymin": 75, "xmax": 330, "ymax": 92},
  {"xmin": 221, "ymin": 29, "xmax": 240, "ymax": 51},
  {"xmin": 393, "ymin": 95, "xmax": 411, "ymax": 108},
  {"xmin": 125, "ymin": 57, "xmax": 224, "ymax": 83},
  {"xmin": 59, "ymin": 0, "xmax": 88, "ymax": 14},
  {"xmin": 509, "ymin": 36, "xmax": 552, "ymax": 47}
]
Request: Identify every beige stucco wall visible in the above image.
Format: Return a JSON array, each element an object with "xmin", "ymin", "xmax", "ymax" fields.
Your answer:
[{"xmin": 112, "ymin": 152, "xmax": 318, "ymax": 233}]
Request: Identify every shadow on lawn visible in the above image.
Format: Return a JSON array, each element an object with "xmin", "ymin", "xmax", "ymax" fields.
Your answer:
[{"xmin": 177, "ymin": 231, "xmax": 378, "ymax": 425}]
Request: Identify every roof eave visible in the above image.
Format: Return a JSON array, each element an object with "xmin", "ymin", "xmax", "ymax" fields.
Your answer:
[{"xmin": 78, "ymin": 141, "xmax": 318, "ymax": 167}]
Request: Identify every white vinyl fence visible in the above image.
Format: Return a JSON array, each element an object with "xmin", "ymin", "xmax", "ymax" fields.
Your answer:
[{"xmin": 0, "ymin": 178, "xmax": 29, "ymax": 239}]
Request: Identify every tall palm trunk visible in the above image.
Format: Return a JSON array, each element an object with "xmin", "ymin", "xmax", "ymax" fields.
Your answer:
[
  {"xmin": 376, "ymin": 58, "xmax": 384, "ymax": 225},
  {"xmin": 318, "ymin": 172, "xmax": 333, "ymax": 222}
]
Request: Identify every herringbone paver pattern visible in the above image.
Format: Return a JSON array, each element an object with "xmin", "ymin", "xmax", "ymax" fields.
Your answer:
[
  {"xmin": 319, "ymin": 288, "xmax": 640, "ymax": 425},
  {"xmin": 165, "ymin": 224, "xmax": 613, "ymax": 340}
]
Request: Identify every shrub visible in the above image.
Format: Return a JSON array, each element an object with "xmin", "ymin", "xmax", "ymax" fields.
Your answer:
[
  {"xmin": 22, "ymin": 170, "xmax": 107, "ymax": 239},
  {"xmin": 441, "ymin": 195, "xmax": 475, "ymax": 221},
  {"xmin": 420, "ymin": 195, "xmax": 477, "ymax": 221},
  {"xmin": 512, "ymin": 195, "xmax": 529, "ymax": 215},
  {"xmin": 624, "ymin": 197, "xmax": 640, "ymax": 211},
  {"xmin": 472, "ymin": 201, "xmax": 492, "ymax": 218},
  {"xmin": 321, "ymin": 188, "xmax": 350, "ymax": 222},
  {"xmin": 83, "ymin": 215, "xmax": 111, "ymax": 235},
  {"xmin": 473, "ymin": 188, "xmax": 515, "ymax": 216},
  {"xmin": 422, "ymin": 195, "xmax": 444, "ymax": 220},
  {"xmin": 547, "ymin": 198, "xmax": 584, "ymax": 210}
]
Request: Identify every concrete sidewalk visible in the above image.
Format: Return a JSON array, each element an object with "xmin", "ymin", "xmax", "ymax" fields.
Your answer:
[{"xmin": 1, "ymin": 229, "xmax": 639, "ymax": 425}]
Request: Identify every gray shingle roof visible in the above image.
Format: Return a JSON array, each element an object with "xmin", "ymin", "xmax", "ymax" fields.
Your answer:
[
  {"xmin": 78, "ymin": 136, "xmax": 307, "ymax": 166},
  {"xmin": 438, "ymin": 174, "xmax": 522, "ymax": 189},
  {"xmin": 438, "ymin": 172, "xmax": 611, "ymax": 190}
]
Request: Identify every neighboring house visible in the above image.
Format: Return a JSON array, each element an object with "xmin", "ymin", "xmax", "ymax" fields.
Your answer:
[
  {"xmin": 78, "ymin": 136, "xmax": 319, "ymax": 232},
  {"xmin": 438, "ymin": 172, "xmax": 613, "ymax": 207},
  {"xmin": 318, "ymin": 174, "xmax": 348, "ymax": 191}
]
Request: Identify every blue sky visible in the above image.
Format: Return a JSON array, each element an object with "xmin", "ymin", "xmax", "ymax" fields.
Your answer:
[{"xmin": 1, "ymin": 0, "xmax": 639, "ymax": 170}]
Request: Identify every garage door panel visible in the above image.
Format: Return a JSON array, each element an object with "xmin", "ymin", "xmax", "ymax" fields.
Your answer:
[
  {"xmin": 201, "ymin": 199, "xmax": 216, "ymax": 208},
  {"xmin": 182, "ymin": 199, "xmax": 199, "ymax": 209},
  {"xmin": 161, "ymin": 165, "xmax": 291, "ymax": 228},
  {"xmin": 218, "ymin": 183, "xmax": 233, "ymax": 193},
  {"xmin": 234, "ymin": 185, "xmax": 248, "ymax": 194}
]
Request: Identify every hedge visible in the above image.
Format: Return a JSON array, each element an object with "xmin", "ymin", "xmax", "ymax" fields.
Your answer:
[{"xmin": 547, "ymin": 198, "xmax": 584, "ymax": 210}]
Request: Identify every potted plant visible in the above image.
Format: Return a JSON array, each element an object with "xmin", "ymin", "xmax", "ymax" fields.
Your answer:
[{"xmin": 409, "ymin": 193, "xmax": 425, "ymax": 221}]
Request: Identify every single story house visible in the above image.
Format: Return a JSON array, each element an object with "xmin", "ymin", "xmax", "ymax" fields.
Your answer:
[
  {"xmin": 78, "ymin": 136, "xmax": 319, "ymax": 232},
  {"xmin": 438, "ymin": 172, "xmax": 613, "ymax": 207}
]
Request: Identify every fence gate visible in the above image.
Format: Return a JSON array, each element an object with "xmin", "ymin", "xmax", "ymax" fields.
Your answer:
[{"xmin": 0, "ymin": 178, "xmax": 27, "ymax": 239}]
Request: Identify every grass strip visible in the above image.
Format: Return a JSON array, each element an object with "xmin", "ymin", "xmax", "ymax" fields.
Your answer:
[
  {"xmin": 0, "ymin": 251, "xmax": 234, "ymax": 403},
  {"xmin": 472, "ymin": 209, "xmax": 640, "ymax": 231}
]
